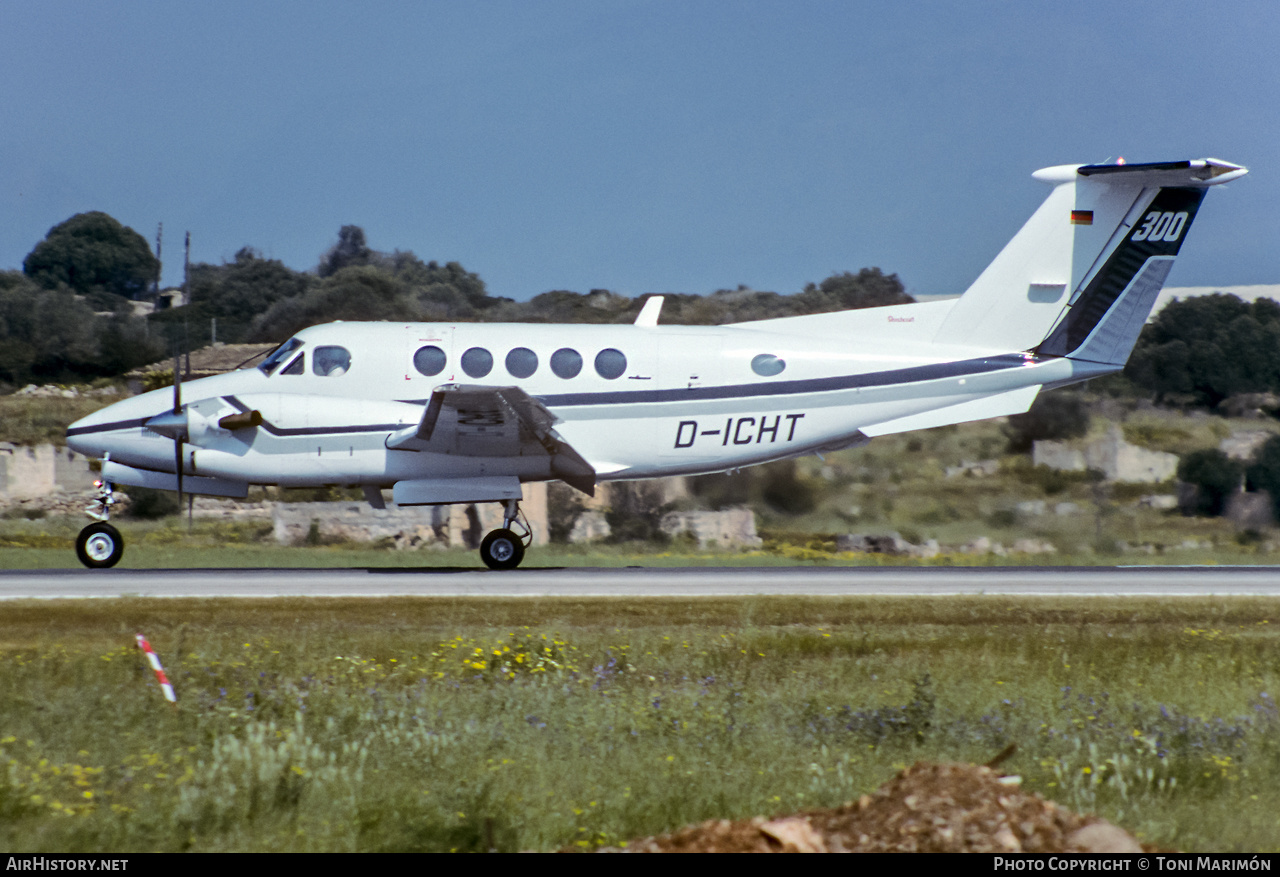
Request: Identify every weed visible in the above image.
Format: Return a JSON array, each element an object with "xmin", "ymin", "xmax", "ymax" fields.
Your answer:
[{"xmin": 2, "ymin": 598, "xmax": 1277, "ymax": 851}]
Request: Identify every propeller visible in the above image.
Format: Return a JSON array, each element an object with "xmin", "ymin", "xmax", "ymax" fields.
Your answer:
[
  {"xmin": 142, "ymin": 349, "xmax": 188, "ymax": 516},
  {"xmin": 143, "ymin": 347, "xmax": 263, "ymax": 527},
  {"xmin": 173, "ymin": 349, "xmax": 183, "ymax": 518}
]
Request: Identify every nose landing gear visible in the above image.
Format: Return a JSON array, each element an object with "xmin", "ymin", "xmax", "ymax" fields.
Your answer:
[
  {"xmin": 76, "ymin": 478, "xmax": 123, "ymax": 569},
  {"xmin": 479, "ymin": 498, "xmax": 533, "ymax": 570}
]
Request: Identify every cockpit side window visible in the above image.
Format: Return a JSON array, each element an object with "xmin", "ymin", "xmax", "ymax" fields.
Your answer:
[
  {"xmin": 281, "ymin": 354, "xmax": 305, "ymax": 375},
  {"xmin": 259, "ymin": 338, "xmax": 304, "ymax": 375},
  {"xmin": 312, "ymin": 345, "xmax": 352, "ymax": 376}
]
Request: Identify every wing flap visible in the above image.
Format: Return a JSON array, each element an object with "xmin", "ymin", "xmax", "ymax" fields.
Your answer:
[{"xmin": 386, "ymin": 384, "xmax": 596, "ymax": 496}]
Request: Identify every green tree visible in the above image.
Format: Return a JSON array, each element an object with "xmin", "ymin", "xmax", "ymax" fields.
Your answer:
[
  {"xmin": 96, "ymin": 312, "xmax": 165, "ymax": 377},
  {"xmin": 318, "ymin": 225, "xmax": 373, "ymax": 278},
  {"xmin": 1127, "ymin": 294, "xmax": 1280, "ymax": 407},
  {"xmin": 1003, "ymin": 392, "xmax": 1091, "ymax": 453},
  {"xmin": 0, "ymin": 270, "xmax": 160, "ymax": 384},
  {"xmin": 507, "ymin": 269, "xmax": 913, "ymax": 328},
  {"xmin": 0, "ymin": 272, "xmax": 40, "ymax": 384},
  {"xmin": 797, "ymin": 268, "xmax": 914, "ymax": 311},
  {"xmin": 186, "ymin": 247, "xmax": 314, "ymax": 343},
  {"xmin": 23, "ymin": 212, "xmax": 159, "ymax": 299},
  {"xmin": 1179, "ymin": 449, "xmax": 1244, "ymax": 517},
  {"xmin": 399, "ymin": 257, "xmax": 496, "ymax": 320},
  {"xmin": 1245, "ymin": 436, "xmax": 1280, "ymax": 520},
  {"xmin": 249, "ymin": 265, "xmax": 420, "ymax": 341}
]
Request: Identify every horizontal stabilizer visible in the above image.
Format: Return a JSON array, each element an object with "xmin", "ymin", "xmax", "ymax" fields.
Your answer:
[
  {"xmin": 1073, "ymin": 158, "xmax": 1247, "ymax": 187},
  {"xmin": 860, "ymin": 385, "xmax": 1040, "ymax": 437}
]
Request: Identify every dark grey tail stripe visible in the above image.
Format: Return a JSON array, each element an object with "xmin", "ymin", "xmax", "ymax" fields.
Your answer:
[{"xmin": 1036, "ymin": 186, "xmax": 1206, "ymax": 358}]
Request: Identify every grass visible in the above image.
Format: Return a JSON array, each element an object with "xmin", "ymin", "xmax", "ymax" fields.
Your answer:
[
  {"xmin": 2, "ymin": 511, "xmax": 1279, "ymax": 569},
  {"xmin": 1, "ymin": 597, "xmax": 1278, "ymax": 852},
  {"xmin": 0, "ymin": 394, "xmax": 118, "ymax": 447}
]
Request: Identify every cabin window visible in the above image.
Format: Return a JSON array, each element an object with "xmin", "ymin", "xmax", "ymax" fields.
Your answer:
[
  {"xmin": 413, "ymin": 345, "xmax": 447, "ymax": 376},
  {"xmin": 751, "ymin": 353, "xmax": 786, "ymax": 377},
  {"xmin": 461, "ymin": 347, "xmax": 493, "ymax": 378},
  {"xmin": 594, "ymin": 348, "xmax": 626, "ymax": 380},
  {"xmin": 550, "ymin": 348, "xmax": 583, "ymax": 379},
  {"xmin": 281, "ymin": 354, "xmax": 305, "ymax": 375},
  {"xmin": 505, "ymin": 347, "xmax": 538, "ymax": 379},
  {"xmin": 312, "ymin": 346, "xmax": 352, "ymax": 376},
  {"xmin": 259, "ymin": 337, "xmax": 303, "ymax": 375}
]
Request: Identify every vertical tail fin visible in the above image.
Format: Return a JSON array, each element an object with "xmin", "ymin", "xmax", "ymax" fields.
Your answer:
[{"xmin": 934, "ymin": 158, "xmax": 1246, "ymax": 363}]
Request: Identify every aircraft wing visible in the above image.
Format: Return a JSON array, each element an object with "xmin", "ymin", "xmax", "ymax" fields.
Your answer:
[{"xmin": 385, "ymin": 384, "xmax": 596, "ymax": 495}]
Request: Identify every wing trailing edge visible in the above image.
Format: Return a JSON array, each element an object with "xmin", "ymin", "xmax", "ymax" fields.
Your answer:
[{"xmin": 386, "ymin": 384, "xmax": 596, "ymax": 496}]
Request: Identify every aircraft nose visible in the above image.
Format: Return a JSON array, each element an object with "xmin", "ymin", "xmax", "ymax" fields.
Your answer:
[
  {"xmin": 65, "ymin": 394, "xmax": 160, "ymax": 457},
  {"xmin": 66, "ymin": 407, "xmax": 117, "ymax": 457}
]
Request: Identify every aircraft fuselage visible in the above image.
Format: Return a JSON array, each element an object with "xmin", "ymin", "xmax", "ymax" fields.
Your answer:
[{"xmin": 66, "ymin": 311, "xmax": 1096, "ymax": 490}]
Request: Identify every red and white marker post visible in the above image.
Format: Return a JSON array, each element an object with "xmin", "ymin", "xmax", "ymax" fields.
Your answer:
[{"xmin": 135, "ymin": 634, "xmax": 177, "ymax": 704}]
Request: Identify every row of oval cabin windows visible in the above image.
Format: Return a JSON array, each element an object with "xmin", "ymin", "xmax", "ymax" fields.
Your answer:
[
  {"xmin": 413, "ymin": 347, "xmax": 789, "ymax": 380},
  {"xmin": 413, "ymin": 346, "xmax": 630, "ymax": 380},
  {"xmin": 263, "ymin": 341, "xmax": 787, "ymax": 381}
]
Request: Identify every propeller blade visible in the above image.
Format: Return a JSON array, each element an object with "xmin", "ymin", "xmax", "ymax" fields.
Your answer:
[
  {"xmin": 173, "ymin": 348, "xmax": 184, "ymax": 518},
  {"xmin": 175, "ymin": 441, "xmax": 184, "ymax": 515}
]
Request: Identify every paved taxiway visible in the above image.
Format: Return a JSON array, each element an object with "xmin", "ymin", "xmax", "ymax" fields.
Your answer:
[{"xmin": 2, "ymin": 566, "xmax": 1280, "ymax": 599}]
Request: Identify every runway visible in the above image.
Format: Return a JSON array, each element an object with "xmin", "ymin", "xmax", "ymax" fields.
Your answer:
[{"xmin": 2, "ymin": 565, "xmax": 1280, "ymax": 599}]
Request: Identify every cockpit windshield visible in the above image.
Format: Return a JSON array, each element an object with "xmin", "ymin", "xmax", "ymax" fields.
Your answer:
[{"xmin": 259, "ymin": 338, "xmax": 304, "ymax": 375}]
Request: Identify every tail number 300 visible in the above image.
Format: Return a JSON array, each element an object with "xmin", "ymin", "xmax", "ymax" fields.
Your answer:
[{"xmin": 1132, "ymin": 210, "xmax": 1189, "ymax": 243}]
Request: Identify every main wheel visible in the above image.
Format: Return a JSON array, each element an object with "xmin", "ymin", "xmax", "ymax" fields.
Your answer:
[
  {"xmin": 479, "ymin": 528, "xmax": 525, "ymax": 570},
  {"xmin": 76, "ymin": 522, "xmax": 124, "ymax": 569}
]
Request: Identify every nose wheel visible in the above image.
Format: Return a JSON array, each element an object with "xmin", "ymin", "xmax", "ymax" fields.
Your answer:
[
  {"xmin": 76, "ymin": 475, "xmax": 124, "ymax": 569},
  {"xmin": 479, "ymin": 498, "xmax": 532, "ymax": 570},
  {"xmin": 76, "ymin": 522, "xmax": 124, "ymax": 569}
]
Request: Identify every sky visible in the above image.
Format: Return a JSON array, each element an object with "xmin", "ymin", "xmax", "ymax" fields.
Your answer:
[{"xmin": 3, "ymin": 1, "xmax": 1277, "ymax": 301}]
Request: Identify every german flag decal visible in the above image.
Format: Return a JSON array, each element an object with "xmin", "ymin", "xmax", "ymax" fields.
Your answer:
[{"xmin": 1070, "ymin": 210, "xmax": 1093, "ymax": 225}]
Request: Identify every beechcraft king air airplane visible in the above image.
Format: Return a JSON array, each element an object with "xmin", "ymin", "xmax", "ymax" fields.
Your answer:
[{"xmin": 66, "ymin": 158, "xmax": 1247, "ymax": 569}]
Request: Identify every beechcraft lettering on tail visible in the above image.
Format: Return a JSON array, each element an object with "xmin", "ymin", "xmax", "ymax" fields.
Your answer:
[{"xmin": 66, "ymin": 157, "xmax": 1247, "ymax": 569}]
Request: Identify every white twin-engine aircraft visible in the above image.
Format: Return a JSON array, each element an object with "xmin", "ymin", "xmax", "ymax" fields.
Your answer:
[{"xmin": 66, "ymin": 158, "xmax": 1246, "ymax": 569}]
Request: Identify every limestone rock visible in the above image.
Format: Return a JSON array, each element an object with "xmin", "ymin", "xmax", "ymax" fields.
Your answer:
[
  {"xmin": 1036, "ymin": 425, "xmax": 1179, "ymax": 483},
  {"xmin": 658, "ymin": 508, "xmax": 762, "ymax": 549},
  {"xmin": 568, "ymin": 510, "xmax": 611, "ymax": 544},
  {"xmin": 1065, "ymin": 822, "xmax": 1143, "ymax": 854},
  {"xmin": 1220, "ymin": 430, "xmax": 1274, "ymax": 460}
]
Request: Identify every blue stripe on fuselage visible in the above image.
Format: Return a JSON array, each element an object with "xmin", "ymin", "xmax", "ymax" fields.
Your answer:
[
  {"xmin": 535, "ymin": 353, "xmax": 1038, "ymax": 407},
  {"xmin": 66, "ymin": 354, "xmax": 1044, "ymax": 440}
]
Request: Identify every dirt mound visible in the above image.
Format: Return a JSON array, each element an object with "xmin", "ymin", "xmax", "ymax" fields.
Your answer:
[{"xmin": 605, "ymin": 761, "xmax": 1143, "ymax": 853}]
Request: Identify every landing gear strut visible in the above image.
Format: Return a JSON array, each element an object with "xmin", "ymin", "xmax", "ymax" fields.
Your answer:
[
  {"xmin": 479, "ymin": 499, "xmax": 533, "ymax": 570},
  {"xmin": 76, "ymin": 478, "xmax": 123, "ymax": 569}
]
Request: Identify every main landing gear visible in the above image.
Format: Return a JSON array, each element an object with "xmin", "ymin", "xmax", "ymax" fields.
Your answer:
[
  {"xmin": 479, "ymin": 499, "xmax": 533, "ymax": 570},
  {"xmin": 76, "ymin": 478, "xmax": 123, "ymax": 569}
]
